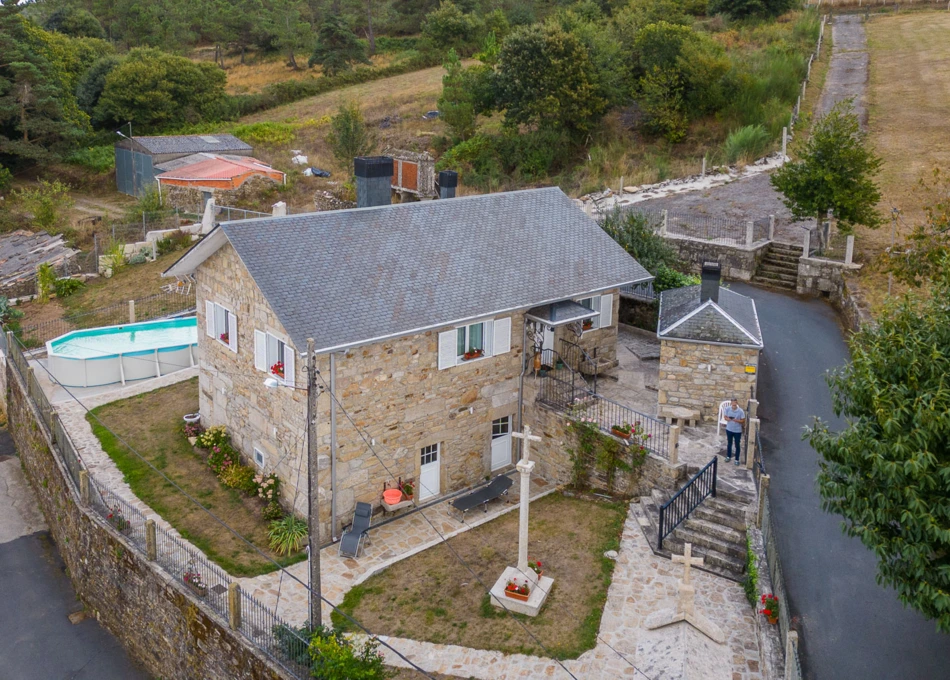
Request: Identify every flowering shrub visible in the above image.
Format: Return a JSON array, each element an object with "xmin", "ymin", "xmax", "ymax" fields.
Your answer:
[
  {"xmin": 107, "ymin": 506, "xmax": 130, "ymax": 532},
  {"xmin": 183, "ymin": 422, "xmax": 204, "ymax": 438},
  {"xmin": 221, "ymin": 464, "xmax": 258, "ymax": 494},
  {"xmin": 528, "ymin": 559, "xmax": 542, "ymax": 575},
  {"xmin": 505, "ymin": 579, "xmax": 530, "ymax": 596},
  {"xmin": 183, "ymin": 568, "xmax": 207, "ymax": 590},
  {"xmin": 208, "ymin": 444, "xmax": 236, "ymax": 475},
  {"xmin": 196, "ymin": 425, "xmax": 229, "ymax": 450},
  {"xmin": 263, "ymin": 501, "xmax": 284, "ymax": 521},
  {"xmin": 759, "ymin": 593, "xmax": 779, "ymax": 620},
  {"xmin": 257, "ymin": 473, "xmax": 281, "ymax": 504}
]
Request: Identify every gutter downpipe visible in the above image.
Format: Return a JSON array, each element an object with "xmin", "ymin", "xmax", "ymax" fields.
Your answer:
[
  {"xmin": 516, "ymin": 318, "xmax": 528, "ymax": 461},
  {"xmin": 330, "ymin": 352, "xmax": 338, "ymax": 541}
]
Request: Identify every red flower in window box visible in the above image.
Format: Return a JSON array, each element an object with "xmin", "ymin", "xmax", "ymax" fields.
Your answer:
[
  {"xmin": 219, "ymin": 332, "xmax": 229, "ymax": 344},
  {"xmin": 582, "ymin": 319, "xmax": 594, "ymax": 331},
  {"xmin": 271, "ymin": 361, "xmax": 285, "ymax": 378},
  {"xmin": 463, "ymin": 349, "xmax": 484, "ymax": 361}
]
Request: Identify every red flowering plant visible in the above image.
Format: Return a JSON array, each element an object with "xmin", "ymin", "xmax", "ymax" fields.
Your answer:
[
  {"xmin": 219, "ymin": 331, "xmax": 229, "ymax": 344},
  {"xmin": 271, "ymin": 361, "xmax": 285, "ymax": 378},
  {"xmin": 106, "ymin": 505, "xmax": 130, "ymax": 532},
  {"xmin": 759, "ymin": 593, "xmax": 780, "ymax": 621},
  {"xmin": 505, "ymin": 579, "xmax": 531, "ymax": 596},
  {"xmin": 528, "ymin": 559, "xmax": 542, "ymax": 576}
]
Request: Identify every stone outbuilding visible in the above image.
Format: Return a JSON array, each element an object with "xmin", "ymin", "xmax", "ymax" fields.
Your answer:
[
  {"xmin": 656, "ymin": 262, "xmax": 763, "ymax": 423},
  {"xmin": 155, "ymin": 154, "xmax": 286, "ymax": 213}
]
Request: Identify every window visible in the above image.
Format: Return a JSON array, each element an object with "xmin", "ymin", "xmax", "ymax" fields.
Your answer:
[
  {"xmin": 254, "ymin": 330, "xmax": 296, "ymax": 386},
  {"xmin": 575, "ymin": 294, "xmax": 613, "ymax": 332},
  {"xmin": 205, "ymin": 301, "xmax": 237, "ymax": 352},
  {"xmin": 421, "ymin": 443, "xmax": 439, "ymax": 466},
  {"xmin": 577, "ymin": 297, "xmax": 601, "ymax": 330},
  {"xmin": 253, "ymin": 447, "xmax": 266, "ymax": 469},
  {"xmin": 457, "ymin": 322, "xmax": 485, "ymax": 360},
  {"xmin": 492, "ymin": 416, "xmax": 510, "ymax": 439}
]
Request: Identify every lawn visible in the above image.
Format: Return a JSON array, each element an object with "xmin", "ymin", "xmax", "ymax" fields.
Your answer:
[
  {"xmin": 333, "ymin": 493, "xmax": 626, "ymax": 659},
  {"xmin": 87, "ymin": 377, "xmax": 305, "ymax": 577},
  {"xmin": 858, "ymin": 10, "xmax": 950, "ymax": 310}
]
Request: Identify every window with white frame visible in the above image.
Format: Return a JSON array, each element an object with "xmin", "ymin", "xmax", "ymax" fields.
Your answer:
[
  {"xmin": 253, "ymin": 447, "xmax": 266, "ymax": 469},
  {"xmin": 576, "ymin": 294, "xmax": 613, "ymax": 332},
  {"xmin": 205, "ymin": 301, "xmax": 237, "ymax": 352},
  {"xmin": 254, "ymin": 330, "xmax": 296, "ymax": 386},
  {"xmin": 438, "ymin": 316, "xmax": 511, "ymax": 370}
]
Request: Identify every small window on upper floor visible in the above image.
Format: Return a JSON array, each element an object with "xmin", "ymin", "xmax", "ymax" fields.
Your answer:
[{"xmin": 205, "ymin": 301, "xmax": 237, "ymax": 352}]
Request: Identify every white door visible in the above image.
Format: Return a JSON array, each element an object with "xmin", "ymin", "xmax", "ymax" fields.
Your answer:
[
  {"xmin": 419, "ymin": 444, "xmax": 440, "ymax": 501},
  {"xmin": 491, "ymin": 416, "xmax": 512, "ymax": 471},
  {"xmin": 541, "ymin": 326, "xmax": 555, "ymax": 368}
]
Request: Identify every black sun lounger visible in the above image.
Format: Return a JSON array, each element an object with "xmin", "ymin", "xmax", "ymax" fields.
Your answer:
[
  {"xmin": 338, "ymin": 502, "xmax": 373, "ymax": 558},
  {"xmin": 451, "ymin": 475, "xmax": 513, "ymax": 519}
]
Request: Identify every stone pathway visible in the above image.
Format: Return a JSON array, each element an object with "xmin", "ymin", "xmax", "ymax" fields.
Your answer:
[{"xmin": 818, "ymin": 16, "xmax": 868, "ymax": 126}]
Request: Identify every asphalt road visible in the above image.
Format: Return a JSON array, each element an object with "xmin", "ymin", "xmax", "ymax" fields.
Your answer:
[
  {"xmin": 0, "ymin": 429, "xmax": 146, "ymax": 680},
  {"xmin": 734, "ymin": 283, "xmax": 950, "ymax": 679}
]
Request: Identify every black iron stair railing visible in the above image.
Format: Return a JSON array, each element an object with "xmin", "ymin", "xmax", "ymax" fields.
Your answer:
[{"xmin": 657, "ymin": 457, "xmax": 718, "ymax": 550}]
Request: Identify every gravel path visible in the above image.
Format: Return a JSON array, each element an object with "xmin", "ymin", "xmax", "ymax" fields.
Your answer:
[{"xmin": 817, "ymin": 16, "xmax": 868, "ymax": 125}]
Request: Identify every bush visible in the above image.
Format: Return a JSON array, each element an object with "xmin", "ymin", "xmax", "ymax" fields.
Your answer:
[
  {"xmin": 653, "ymin": 265, "xmax": 700, "ymax": 292},
  {"xmin": 309, "ymin": 631, "xmax": 389, "ymax": 680},
  {"xmin": 156, "ymin": 230, "xmax": 193, "ymax": 256},
  {"xmin": 231, "ymin": 122, "xmax": 295, "ymax": 146},
  {"xmin": 600, "ymin": 209, "xmax": 683, "ymax": 275},
  {"xmin": 64, "ymin": 146, "xmax": 114, "ymax": 172},
  {"xmin": 723, "ymin": 124, "xmax": 771, "ymax": 164},
  {"xmin": 268, "ymin": 515, "xmax": 308, "ymax": 556},
  {"xmin": 221, "ymin": 464, "xmax": 258, "ymax": 495},
  {"xmin": 0, "ymin": 165, "xmax": 12, "ymax": 194},
  {"xmin": 326, "ymin": 102, "xmax": 377, "ymax": 172},
  {"xmin": 14, "ymin": 180, "xmax": 74, "ymax": 232},
  {"xmin": 263, "ymin": 501, "xmax": 284, "ymax": 521},
  {"xmin": 36, "ymin": 263, "xmax": 57, "ymax": 304},
  {"xmin": 53, "ymin": 277, "xmax": 84, "ymax": 298}
]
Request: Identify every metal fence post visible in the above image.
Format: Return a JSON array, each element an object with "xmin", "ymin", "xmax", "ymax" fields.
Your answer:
[
  {"xmin": 228, "ymin": 582, "xmax": 242, "ymax": 630},
  {"xmin": 757, "ymin": 474, "xmax": 770, "ymax": 528},
  {"xmin": 746, "ymin": 418, "xmax": 760, "ymax": 470},
  {"xmin": 668, "ymin": 425, "xmax": 680, "ymax": 466},
  {"xmin": 145, "ymin": 519, "xmax": 157, "ymax": 560},
  {"xmin": 79, "ymin": 470, "xmax": 90, "ymax": 505},
  {"xmin": 784, "ymin": 631, "xmax": 800, "ymax": 680}
]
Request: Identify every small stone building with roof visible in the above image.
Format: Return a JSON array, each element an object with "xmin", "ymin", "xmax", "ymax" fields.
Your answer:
[
  {"xmin": 656, "ymin": 262, "xmax": 763, "ymax": 422},
  {"xmin": 164, "ymin": 160, "xmax": 651, "ymax": 538}
]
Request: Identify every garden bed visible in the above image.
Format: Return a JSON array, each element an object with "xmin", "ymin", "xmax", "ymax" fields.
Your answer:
[
  {"xmin": 87, "ymin": 377, "xmax": 305, "ymax": 577},
  {"xmin": 333, "ymin": 493, "xmax": 626, "ymax": 659}
]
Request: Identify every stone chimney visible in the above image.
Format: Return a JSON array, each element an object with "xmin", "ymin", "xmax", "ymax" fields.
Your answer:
[
  {"xmin": 700, "ymin": 261, "xmax": 721, "ymax": 304},
  {"xmin": 438, "ymin": 170, "xmax": 458, "ymax": 199},
  {"xmin": 354, "ymin": 156, "xmax": 393, "ymax": 208}
]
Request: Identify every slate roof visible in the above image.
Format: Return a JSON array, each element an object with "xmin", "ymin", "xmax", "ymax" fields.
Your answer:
[
  {"xmin": 131, "ymin": 134, "xmax": 251, "ymax": 155},
  {"xmin": 166, "ymin": 187, "xmax": 652, "ymax": 353},
  {"xmin": 657, "ymin": 286, "xmax": 762, "ymax": 348},
  {"xmin": 0, "ymin": 231, "xmax": 78, "ymax": 289}
]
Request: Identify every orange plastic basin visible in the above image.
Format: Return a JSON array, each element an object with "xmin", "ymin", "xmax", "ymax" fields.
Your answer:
[{"xmin": 383, "ymin": 489, "xmax": 403, "ymax": 505}]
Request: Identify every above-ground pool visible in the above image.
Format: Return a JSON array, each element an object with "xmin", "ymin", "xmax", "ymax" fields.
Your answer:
[{"xmin": 47, "ymin": 317, "xmax": 198, "ymax": 388}]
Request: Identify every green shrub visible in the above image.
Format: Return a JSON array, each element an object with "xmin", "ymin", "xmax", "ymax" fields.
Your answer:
[
  {"xmin": 221, "ymin": 464, "xmax": 258, "ymax": 495},
  {"xmin": 0, "ymin": 165, "xmax": 12, "ymax": 193},
  {"xmin": 36, "ymin": 263, "xmax": 57, "ymax": 303},
  {"xmin": 53, "ymin": 277, "xmax": 84, "ymax": 298},
  {"xmin": 262, "ymin": 501, "xmax": 284, "ymax": 521},
  {"xmin": 156, "ymin": 230, "xmax": 192, "ymax": 256},
  {"xmin": 309, "ymin": 630, "xmax": 389, "ymax": 680},
  {"xmin": 232, "ymin": 122, "xmax": 296, "ymax": 146},
  {"xmin": 268, "ymin": 515, "xmax": 308, "ymax": 556},
  {"xmin": 653, "ymin": 265, "xmax": 700, "ymax": 292},
  {"xmin": 64, "ymin": 146, "xmax": 114, "ymax": 173},
  {"xmin": 14, "ymin": 180, "xmax": 74, "ymax": 232},
  {"xmin": 723, "ymin": 124, "xmax": 771, "ymax": 164},
  {"xmin": 742, "ymin": 534, "xmax": 759, "ymax": 607},
  {"xmin": 196, "ymin": 425, "xmax": 230, "ymax": 449}
]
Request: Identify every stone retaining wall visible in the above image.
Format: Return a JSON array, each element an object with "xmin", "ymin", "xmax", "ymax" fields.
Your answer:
[
  {"xmin": 5, "ymin": 361, "xmax": 289, "ymax": 680},
  {"xmin": 664, "ymin": 236, "xmax": 770, "ymax": 282},
  {"xmin": 796, "ymin": 257, "xmax": 869, "ymax": 332}
]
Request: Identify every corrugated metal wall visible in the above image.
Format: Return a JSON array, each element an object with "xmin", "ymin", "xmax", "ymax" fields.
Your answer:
[{"xmin": 114, "ymin": 147, "xmax": 156, "ymax": 197}]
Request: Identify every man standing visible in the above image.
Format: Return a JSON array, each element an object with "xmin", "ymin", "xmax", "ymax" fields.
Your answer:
[{"xmin": 723, "ymin": 398, "xmax": 745, "ymax": 465}]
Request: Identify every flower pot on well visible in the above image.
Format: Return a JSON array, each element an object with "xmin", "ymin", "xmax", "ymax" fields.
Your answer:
[{"xmin": 504, "ymin": 589, "xmax": 530, "ymax": 602}]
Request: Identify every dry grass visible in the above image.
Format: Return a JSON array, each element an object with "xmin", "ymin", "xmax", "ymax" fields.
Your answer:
[
  {"xmin": 333, "ymin": 493, "xmax": 626, "ymax": 659},
  {"xmin": 88, "ymin": 378, "xmax": 305, "ymax": 577},
  {"xmin": 856, "ymin": 10, "xmax": 950, "ymax": 310},
  {"xmin": 223, "ymin": 53, "xmax": 397, "ymax": 95}
]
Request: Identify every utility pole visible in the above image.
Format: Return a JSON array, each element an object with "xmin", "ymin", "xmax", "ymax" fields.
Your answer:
[{"xmin": 307, "ymin": 337, "xmax": 322, "ymax": 629}]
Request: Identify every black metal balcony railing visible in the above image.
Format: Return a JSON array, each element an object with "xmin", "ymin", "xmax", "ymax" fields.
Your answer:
[{"xmin": 657, "ymin": 456, "xmax": 718, "ymax": 550}]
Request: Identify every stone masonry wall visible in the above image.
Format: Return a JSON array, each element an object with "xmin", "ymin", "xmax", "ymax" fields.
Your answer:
[
  {"xmin": 664, "ymin": 236, "xmax": 769, "ymax": 282},
  {"xmin": 164, "ymin": 175, "xmax": 280, "ymax": 214},
  {"xmin": 6, "ymin": 361, "xmax": 287, "ymax": 680},
  {"xmin": 657, "ymin": 340, "xmax": 760, "ymax": 421}
]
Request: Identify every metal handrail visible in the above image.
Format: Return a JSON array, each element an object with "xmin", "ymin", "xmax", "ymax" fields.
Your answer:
[{"xmin": 658, "ymin": 456, "xmax": 718, "ymax": 550}]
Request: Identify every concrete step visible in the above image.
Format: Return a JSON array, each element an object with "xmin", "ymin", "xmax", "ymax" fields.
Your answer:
[
  {"xmin": 759, "ymin": 262, "xmax": 799, "ymax": 276},
  {"xmin": 770, "ymin": 243, "xmax": 804, "ymax": 255},
  {"xmin": 670, "ymin": 524, "xmax": 746, "ymax": 560},
  {"xmin": 751, "ymin": 275, "xmax": 796, "ymax": 290},
  {"xmin": 692, "ymin": 502, "xmax": 748, "ymax": 532},
  {"xmin": 755, "ymin": 269, "xmax": 797, "ymax": 283},
  {"xmin": 764, "ymin": 252, "xmax": 801, "ymax": 266},
  {"xmin": 662, "ymin": 533, "xmax": 746, "ymax": 580},
  {"xmin": 682, "ymin": 516, "xmax": 745, "ymax": 545}
]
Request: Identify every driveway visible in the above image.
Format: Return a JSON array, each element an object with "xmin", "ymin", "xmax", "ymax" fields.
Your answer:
[
  {"xmin": 0, "ymin": 429, "xmax": 146, "ymax": 680},
  {"xmin": 733, "ymin": 283, "xmax": 950, "ymax": 679}
]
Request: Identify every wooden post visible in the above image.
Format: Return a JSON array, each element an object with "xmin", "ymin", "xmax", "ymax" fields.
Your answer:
[
  {"xmin": 768, "ymin": 215, "xmax": 776, "ymax": 241},
  {"xmin": 845, "ymin": 235, "xmax": 855, "ymax": 265},
  {"xmin": 784, "ymin": 631, "xmax": 800, "ymax": 680},
  {"xmin": 128, "ymin": 300, "xmax": 135, "ymax": 324},
  {"xmin": 757, "ymin": 474, "xmax": 770, "ymax": 529},
  {"xmin": 145, "ymin": 519, "xmax": 157, "ymax": 560},
  {"xmin": 668, "ymin": 425, "xmax": 680, "ymax": 466},
  {"xmin": 746, "ymin": 418, "xmax": 760, "ymax": 470},
  {"xmin": 228, "ymin": 582, "xmax": 242, "ymax": 630},
  {"xmin": 79, "ymin": 470, "xmax": 89, "ymax": 505}
]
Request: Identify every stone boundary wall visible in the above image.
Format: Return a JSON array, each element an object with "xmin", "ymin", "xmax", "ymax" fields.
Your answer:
[
  {"xmin": 664, "ymin": 236, "xmax": 770, "ymax": 282},
  {"xmin": 796, "ymin": 257, "xmax": 870, "ymax": 332},
  {"xmin": 5, "ymin": 360, "xmax": 289, "ymax": 680}
]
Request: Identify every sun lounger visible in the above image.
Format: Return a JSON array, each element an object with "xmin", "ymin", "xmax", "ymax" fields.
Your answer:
[
  {"xmin": 451, "ymin": 475, "xmax": 513, "ymax": 519},
  {"xmin": 338, "ymin": 502, "xmax": 373, "ymax": 558}
]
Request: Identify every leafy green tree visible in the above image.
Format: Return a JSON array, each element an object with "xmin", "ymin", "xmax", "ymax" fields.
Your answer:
[
  {"xmin": 309, "ymin": 15, "xmax": 370, "ymax": 76},
  {"xmin": 708, "ymin": 0, "xmax": 794, "ymax": 19},
  {"xmin": 13, "ymin": 179, "xmax": 74, "ymax": 232},
  {"xmin": 771, "ymin": 102, "xmax": 883, "ymax": 240},
  {"xmin": 76, "ymin": 54, "xmax": 121, "ymax": 120},
  {"xmin": 600, "ymin": 209, "xmax": 685, "ymax": 282},
  {"xmin": 638, "ymin": 66, "xmax": 687, "ymax": 142},
  {"xmin": 437, "ymin": 49, "xmax": 477, "ymax": 142},
  {"xmin": 96, "ymin": 48, "xmax": 231, "ymax": 131},
  {"xmin": 807, "ymin": 266, "xmax": 950, "ymax": 632},
  {"xmin": 268, "ymin": 0, "xmax": 313, "ymax": 69},
  {"xmin": 326, "ymin": 102, "xmax": 377, "ymax": 171},
  {"xmin": 495, "ymin": 23, "xmax": 608, "ymax": 138},
  {"xmin": 421, "ymin": 0, "xmax": 483, "ymax": 54},
  {"xmin": 44, "ymin": 6, "xmax": 106, "ymax": 39}
]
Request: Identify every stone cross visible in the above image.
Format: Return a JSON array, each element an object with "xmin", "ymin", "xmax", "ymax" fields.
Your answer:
[
  {"xmin": 645, "ymin": 541, "xmax": 725, "ymax": 643},
  {"xmin": 512, "ymin": 426, "xmax": 541, "ymax": 575},
  {"xmin": 672, "ymin": 542, "xmax": 704, "ymax": 586}
]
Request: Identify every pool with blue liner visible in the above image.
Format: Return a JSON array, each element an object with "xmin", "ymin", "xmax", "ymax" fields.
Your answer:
[{"xmin": 47, "ymin": 317, "xmax": 198, "ymax": 388}]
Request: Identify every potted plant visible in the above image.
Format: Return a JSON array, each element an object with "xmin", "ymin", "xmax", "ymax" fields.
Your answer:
[
  {"xmin": 582, "ymin": 319, "xmax": 594, "ymax": 331},
  {"xmin": 760, "ymin": 593, "xmax": 779, "ymax": 625},
  {"xmin": 106, "ymin": 506, "xmax": 130, "ymax": 533},
  {"xmin": 528, "ymin": 560, "xmax": 543, "ymax": 578},
  {"xmin": 504, "ymin": 579, "xmax": 531, "ymax": 602},
  {"xmin": 401, "ymin": 481, "xmax": 414, "ymax": 500},
  {"xmin": 183, "ymin": 568, "xmax": 208, "ymax": 597},
  {"xmin": 611, "ymin": 422, "xmax": 632, "ymax": 440},
  {"xmin": 271, "ymin": 361, "xmax": 285, "ymax": 379},
  {"xmin": 219, "ymin": 331, "xmax": 229, "ymax": 344},
  {"xmin": 462, "ymin": 348, "xmax": 484, "ymax": 361}
]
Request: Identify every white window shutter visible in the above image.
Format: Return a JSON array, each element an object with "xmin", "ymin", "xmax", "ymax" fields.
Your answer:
[
  {"xmin": 205, "ymin": 301, "xmax": 214, "ymax": 337},
  {"xmin": 438, "ymin": 330, "xmax": 457, "ymax": 370},
  {"xmin": 284, "ymin": 345, "xmax": 296, "ymax": 387},
  {"xmin": 493, "ymin": 317, "xmax": 511, "ymax": 355},
  {"xmin": 228, "ymin": 312, "xmax": 238, "ymax": 353},
  {"xmin": 599, "ymin": 294, "xmax": 613, "ymax": 329},
  {"xmin": 254, "ymin": 330, "xmax": 266, "ymax": 371},
  {"xmin": 483, "ymin": 319, "xmax": 494, "ymax": 357}
]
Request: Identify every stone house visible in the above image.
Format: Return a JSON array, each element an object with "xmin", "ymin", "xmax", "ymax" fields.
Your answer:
[
  {"xmin": 656, "ymin": 262, "xmax": 763, "ymax": 422},
  {"xmin": 164, "ymin": 162, "xmax": 651, "ymax": 539}
]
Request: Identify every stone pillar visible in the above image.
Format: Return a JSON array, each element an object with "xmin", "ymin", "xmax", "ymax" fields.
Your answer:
[
  {"xmin": 747, "ymin": 399, "xmax": 758, "ymax": 418},
  {"xmin": 128, "ymin": 300, "xmax": 135, "ymax": 324},
  {"xmin": 271, "ymin": 201, "xmax": 287, "ymax": 217},
  {"xmin": 228, "ymin": 582, "xmax": 242, "ymax": 630},
  {"xmin": 746, "ymin": 418, "xmax": 760, "ymax": 469},
  {"xmin": 701, "ymin": 156, "xmax": 706, "ymax": 177},
  {"xmin": 757, "ymin": 474, "xmax": 770, "ymax": 528},
  {"xmin": 516, "ymin": 456, "xmax": 534, "ymax": 575},
  {"xmin": 201, "ymin": 197, "xmax": 216, "ymax": 235},
  {"xmin": 784, "ymin": 631, "xmax": 800, "ymax": 680},
  {"xmin": 79, "ymin": 470, "xmax": 89, "ymax": 505},
  {"xmin": 802, "ymin": 229, "xmax": 810, "ymax": 257},
  {"xmin": 145, "ymin": 519, "xmax": 157, "ymax": 561},
  {"xmin": 668, "ymin": 425, "xmax": 680, "ymax": 466},
  {"xmin": 845, "ymin": 235, "xmax": 855, "ymax": 265},
  {"xmin": 661, "ymin": 210, "xmax": 669, "ymax": 236},
  {"xmin": 769, "ymin": 215, "xmax": 776, "ymax": 241},
  {"xmin": 746, "ymin": 221, "xmax": 754, "ymax": 247}
]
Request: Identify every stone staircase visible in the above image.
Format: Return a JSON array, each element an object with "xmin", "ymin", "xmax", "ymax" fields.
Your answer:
[
  {"xmin": 634, "ymin": 472, "xmax": 755, "ymax": 582},
  {"xmin": 751, "ymin": 242, "xmax": 801, "ymax": 291}
]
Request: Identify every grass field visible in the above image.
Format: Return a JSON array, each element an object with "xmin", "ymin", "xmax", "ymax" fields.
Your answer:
[{"xmin": 859, "ymin": 10, "xmax": 950, "ymax": 308}]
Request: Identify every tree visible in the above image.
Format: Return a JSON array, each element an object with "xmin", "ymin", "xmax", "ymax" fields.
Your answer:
[
  {"xmin": 495, "ymin": 24, "xmax": 608, "ymax": 139},
  {"xmin": 326, "ymin": 102, "xmax": 376, "ymax": 171},
  {"xmin": 76, "ymin": 54, "xmax": 121, "ymax": 120},
  {"xmin": 771, "ymin": 102, "xmax": 883, "ymax": 245},
  {"xmin": 268, "ymin": 0, "xmax": 313, "ymax": 69},
  {"xmin": 708, "ymin": 0, "xmax": 794, "ymax": 19},
  {"xmin": 600, "ymin": 209, "xmax": 694, "ymax": 290},
  {"xmin": 13, "ymin": 179, "xmax": 74, "ymax": 232},
  {"xmin": 309, "ymin": 15, "xmax": 370, "ymax": 76},
  {"xmin": 95, "ymin": 48, "xmax": 232, "ymax": 131},
  {"xmin": 806, "ymin": 265, "xmax": 950, "ymax": 632},
  {"xmin": 421, "ymin": 0, "xmax": 482, "ymax": 54},
  {"xmin": 437, "ymin": 49, "xmax": 477, "ymax": 142},
  {"xmin": 44, "ymin": 6, "xmax": 107, "ymax": 39}
]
